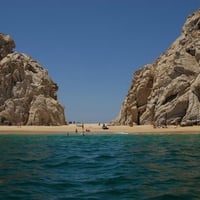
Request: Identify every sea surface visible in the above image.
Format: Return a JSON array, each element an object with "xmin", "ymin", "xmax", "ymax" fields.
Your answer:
[{"xmin": 0, "ymin": 133, "xmax": 200, "ymax": 200}]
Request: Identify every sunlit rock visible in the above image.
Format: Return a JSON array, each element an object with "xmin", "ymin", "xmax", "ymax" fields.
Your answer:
[
  {"xmin": 115, "ymin": 9, "xmax": 200, "ymax": 126},
  {"xmin": 0, "ymin": 33, "xmax": 66, "ymax": 125}
]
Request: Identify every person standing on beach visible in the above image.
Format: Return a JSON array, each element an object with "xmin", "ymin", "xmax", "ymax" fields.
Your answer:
[{"xmin": 82, "ymin": 123, "xmax": 84, "ymax": 132}]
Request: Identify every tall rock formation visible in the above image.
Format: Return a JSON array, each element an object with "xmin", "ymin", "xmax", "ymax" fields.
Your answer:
[
  {"xmin": 115, "ymin": 9, "xmax": 200, "ymax": 126},
  {"xmin": 0, "ymin": 33, "xmax": 66, "ymax": 125}
]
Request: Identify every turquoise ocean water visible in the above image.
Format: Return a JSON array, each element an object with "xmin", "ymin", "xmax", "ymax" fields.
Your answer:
[{"xmin": 0, "ymin": 133, "xmax": 200, "ymax": 200}]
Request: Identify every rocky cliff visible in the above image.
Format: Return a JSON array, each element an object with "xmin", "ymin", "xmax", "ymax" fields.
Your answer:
[
  {"xmin": 115, "ymin": 9, "xmax": 200, "ymax": 126},
  {"xmin": 0, "ymin": 33, "xmax": 66, "ymax": 125}
]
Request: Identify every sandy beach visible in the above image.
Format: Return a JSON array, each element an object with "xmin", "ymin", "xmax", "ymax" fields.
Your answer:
[{"xmin": 0, "ymin": 123, "xmax": 200, "ymax": 134}]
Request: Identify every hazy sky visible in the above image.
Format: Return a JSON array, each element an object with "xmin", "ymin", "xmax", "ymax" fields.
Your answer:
[{"xmin": 1, "ymin": 1, "xmax": 199, "ymax": 123}]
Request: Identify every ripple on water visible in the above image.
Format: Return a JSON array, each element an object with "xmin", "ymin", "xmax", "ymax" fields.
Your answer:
[{"xmin": 0, "ymin": 134, "xmax": 200, "ymax": 200}]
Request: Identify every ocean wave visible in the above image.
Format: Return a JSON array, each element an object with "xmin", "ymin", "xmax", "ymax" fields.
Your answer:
[
  {"xmin": 0, "ymin": 134, "xmax": 200, "ymax": 199},
  {"xmin": 145, "ymin": 194, "xmax": 193, "ymax": 200}
]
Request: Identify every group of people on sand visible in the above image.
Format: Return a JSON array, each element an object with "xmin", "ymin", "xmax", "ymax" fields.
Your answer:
[
  {"xmin": 75, "ymin": 123, "xmax": 91, "ymax": 133},
  {"xmin": 74, "ymin": 122, "xmax": 109, "ymax": 133},
  {"xmin": 102, "ymin": 123, "xmax": 109, "ymax": 129}
]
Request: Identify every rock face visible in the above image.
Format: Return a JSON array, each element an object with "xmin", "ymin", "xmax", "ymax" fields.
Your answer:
[
  {"xmin": 0, "ymin": 33, "xmax": 66, "ymax": 125},
  {"xmin": 115, "ymin": 9, "xmax": 200, "ymax": 126}
]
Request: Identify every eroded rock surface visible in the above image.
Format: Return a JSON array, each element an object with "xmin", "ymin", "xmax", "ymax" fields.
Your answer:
[
  {"xmin": 0, "ymin": 33, "xmax": 66, "ymax": 125},
  {"xmin": 115, "ymin": 9, "xmax": 200, "ymax": 126}
]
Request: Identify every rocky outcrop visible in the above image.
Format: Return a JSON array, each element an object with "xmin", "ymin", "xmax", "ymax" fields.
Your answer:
[
  {"xmin": 0, "ymin": 33, "xmax": 66, "ymax": 125},
  {"xmin": 115, "ymin": 9, "xmax": 200, "ymax": 126}
]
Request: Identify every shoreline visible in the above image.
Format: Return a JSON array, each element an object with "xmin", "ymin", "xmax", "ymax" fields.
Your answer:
[{"xmin": 0, "ymin": 124, "xmax": 200, "ymax": 134}]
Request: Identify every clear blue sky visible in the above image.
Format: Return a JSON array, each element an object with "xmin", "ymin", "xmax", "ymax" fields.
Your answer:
[{"xmin": 1, "ymin": 0, "xmax": 199, "ymax": 123}]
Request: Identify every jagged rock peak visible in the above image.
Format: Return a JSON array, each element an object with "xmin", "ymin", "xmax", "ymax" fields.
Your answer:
[
  {"xmin": 0, "ymin": 33, "xmax": 15, "ymax": 60},
  {"xmin": 114, "ymin": 9, "xmax": 200, "ymax": 127},
  {"xmin": 0, "ymin": 33, "xmax": 66, "ymax": 125}
]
